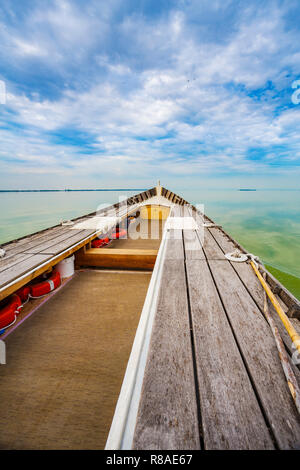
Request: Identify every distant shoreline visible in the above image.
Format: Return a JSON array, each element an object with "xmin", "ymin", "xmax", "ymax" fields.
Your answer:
[{"xmin": 0, "ymin": 189, "xmax": 145, "ymax": 193}]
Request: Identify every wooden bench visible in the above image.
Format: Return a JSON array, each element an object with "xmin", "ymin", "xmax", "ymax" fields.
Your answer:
[{"xmin": 75, "ymin": 247, "xmax": 158, "ymax": 270}]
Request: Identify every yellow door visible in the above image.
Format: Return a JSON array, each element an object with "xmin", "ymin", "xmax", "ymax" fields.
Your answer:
[{"xmin": 140, "ymin": 205, "xmax": 170, "ymax": 220}]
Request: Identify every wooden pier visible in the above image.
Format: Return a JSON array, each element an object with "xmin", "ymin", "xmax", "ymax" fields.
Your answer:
[{"xmin": 1, "ymin": 185, "xmax": 300, "ymax": 450}]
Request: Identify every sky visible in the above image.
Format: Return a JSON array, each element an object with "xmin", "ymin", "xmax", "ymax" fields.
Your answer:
[{"xmin": 0, "ymin": 0, "xmax": 300, "ymax": 190}]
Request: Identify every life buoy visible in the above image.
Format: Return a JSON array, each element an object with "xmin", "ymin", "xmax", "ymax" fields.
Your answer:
[
  {"xmin": 91, "ymin": 237, "xmax": 109, "ymax": 248},
  {"xmin": 15, "ymin": 286, "xmax": 31, "ymax": 303},
  {"xmin": 111, "ymin": 229, "xmax": 127, "ymax": 239},
  {"xmin": 0, "ymin": 294, "xmax": 22, "ymax": 329},
  {"xmin": 30, "ymin": 271, "xmax": 61, "ymax": 298}
]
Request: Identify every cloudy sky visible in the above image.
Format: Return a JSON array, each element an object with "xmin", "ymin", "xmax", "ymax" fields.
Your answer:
[{"xmin": 0, "ymin": 0, "xmax": 300, "ymax": 189}]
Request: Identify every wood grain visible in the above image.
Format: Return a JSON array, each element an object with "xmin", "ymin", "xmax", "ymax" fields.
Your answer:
[
  {"xmin": 186, "ymin": 259, "xmax": 274, "ymax": 449},
  {"xmin": 133, "ymin": 259, "xmax": 200, "ymax": 450},
  {"xmin": 75, "ymin": 248, "xmax": 157, "ymax": 270},
  {"xmin": 208, "ymin": 259, "xmax": 300, "ymax": 449}
]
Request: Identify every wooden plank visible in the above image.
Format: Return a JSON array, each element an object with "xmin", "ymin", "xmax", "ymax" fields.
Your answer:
[
  {"xmin": 0, "ymin": 232, "xmax": 101, "ymax": 301},
  {"xmin": 23, "ymin": 229, "xmax": 89, "ymax": 255},
  {"xmin": 208, "ymin": 226, "xmax": 300, "ymax": 317},
  {"xmin": 225, "ymin": 261, "xmax": 299, "ymax": 360},
  {"xmin": 2, "ymin": 226, "xmax": 69, "ymax": 258},
  {"xmin": 83, "ymin": 248, "xmax": 158, "ymax": 256},
  {"xmin": 132, "ymin": 259, "xmax": 200, "ymax": 450},
  {"xmin": 186, "ymin": 259, "xmax": 274, "ymax": 449},
  {"xmin": 201, "ymin": 229, "xmax": 225, "ymax": 259},
  {"xmin": 1, "ymin": 203, "xmax": 126, "ymax": 258},
  {"xmin": 208, "ymin": 227, "xmax": 237, "ymax": 253},
  {"xmin": 0, "ymin": 254, "xmax": 53, "ymax": 288},
  {"xmin": 75, "ymin": 248, "xmax": 157, "ymax": 270},
  {"xmin": 189, "ymin": 212, "xmax": 225, "ymax": 259},
  {"xmin": 207, "ymin": 227, "xmax": 300, "ymax": 360},
  {"xmin": 208, "ymin": 259, "xmax": 300, "ymax": 449},
  {"xmin": 165, "ymin": 231, "xmax": 184, "ymax": 260},
  {"xmin": 164, "ymin": 207, "xmax": 184, "ymax": 259},
  {"xmin": 0, "ymin": 253, "xmax": 35, "ymax": 273},
  {"xmin": 31, "ymin": 229, "xmax": 95, "ymax": 255},
  {"xmin": 183, "ymin": 230, "xmax": 205, "ymax": 260},
  {"xmin": 0, "ymin": 203, "xmax": 139, "ymax": 298}
]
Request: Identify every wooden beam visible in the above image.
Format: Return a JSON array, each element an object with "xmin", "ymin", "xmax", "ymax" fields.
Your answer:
[{"xmin": 75, "ymin": 248, "xmax": 158, "ymax": 270}]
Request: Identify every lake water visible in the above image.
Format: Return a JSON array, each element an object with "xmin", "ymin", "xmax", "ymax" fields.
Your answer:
[{"xmin": 0, "ymin": 188, "xmax": 299, "ymax": 299}]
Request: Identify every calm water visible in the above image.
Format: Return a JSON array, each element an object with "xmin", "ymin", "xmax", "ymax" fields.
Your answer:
[{"xmin": 0, "ymin": 189, "xmax": 299, "ymax": 299}]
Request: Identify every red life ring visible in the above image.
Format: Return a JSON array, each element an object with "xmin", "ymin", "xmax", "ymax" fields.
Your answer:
[
  {"xmin": 91, "ymin": 237, "xmax": 109, "ymax": 248},
  {"xmin": 0, "ymin": 294, "xmax": 22, "ymax": 329},
  {"xmin": 111, "ymin": 229, "xmax": 127, "ymax": 239},
  {"xmin": 30, "ymin": 271, "xmax": 61, "ymax": 298},
  {"xmin": 15, "ymin": 286, "xmax": 31, "ymax": 303}
]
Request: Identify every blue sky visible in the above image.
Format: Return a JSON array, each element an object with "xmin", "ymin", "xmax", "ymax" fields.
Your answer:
[{"xmin": 0, "ymin": 0, "xmax": 300, "ymax": 189}]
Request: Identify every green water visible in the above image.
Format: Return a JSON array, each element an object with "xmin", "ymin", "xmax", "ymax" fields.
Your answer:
[
  {"xmin": 0, "ymin": 188, "xmax": 299, "ymax": 300},
  {"xmin": 181, "ymin": 188, "xmax": 300, "ymax": 300}
]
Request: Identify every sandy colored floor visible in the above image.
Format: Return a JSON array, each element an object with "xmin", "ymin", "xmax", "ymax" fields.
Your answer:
[
  {"xmin": 107, "ymin": 218, "xmax": 164, "ymax": 251},
  {"xmin": 0, "ymin": 270, "xmax": 151, "ymax": 449}
]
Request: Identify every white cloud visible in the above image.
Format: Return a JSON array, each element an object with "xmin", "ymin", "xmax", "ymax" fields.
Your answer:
[{"xmin": 1, "ymin": 0, "xmax": 300, "ymax": 185}]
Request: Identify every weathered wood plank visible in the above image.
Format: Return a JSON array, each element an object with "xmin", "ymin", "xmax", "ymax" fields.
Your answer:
[
  {"xmin": 30, "ymin": 229, "xmax": 95, "ymax": 256},
  {"xmin": 1, "ymin": 203, "xmax": 127, "ymax": 258},
  {"xmin": 208, "ymin": 259, "xmax": 300, "ymax": 449},
  {"xmin": 0, "ymin": 234, "xmax": 103, "ymax": 302},
  {"xmin": 23, "ymin": 229, "xmax": 88, "ymax": 254},
  {"xmin": 208, "ymin": 227, "xmax": 237, "ymax": 253},
  {"xmin": 0, "ymin": 253, "xmax": 35, "ymax": 273},
  {"xmin": 165, "ymin": 231, "xmax": 184, "ymax": 260},
  {"xmin": 209, "ymin": 226, "xmax": 300, "ymax": 316},
  {"xmin": 0, "ymin": 254, "xmax": 53, "ymax": 288},
  {"xmin": 201, "ymin": 229, "xmax": 226, "ymax": 259},
  {"xmin": 189, "ymin": 212, "xmax": 225, "ymax": 259},
  {"xmin": 0, "ymin": 202, "xmax": 137, "ymax": 297},
  {"xmin": 132, "ymin": 259, "xmax": 200, "ymax": 450},
  {"xmin": 207, "ymin": 227, "xmax": 300, "ymax": 361},
  {"xmin": 1, "ymin": 226, "xmax": 70, "ymax": 259},
  {"xmin": 225, "ymin": 261, "xmax": 299, "ymax": 360},
  {"xmin": 183, "ymin": 230, "xmax": 205, "ymax": 260},
  {"xmin": 186, "ymin": 259, "xmax": 274, "ymax": 449}
]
